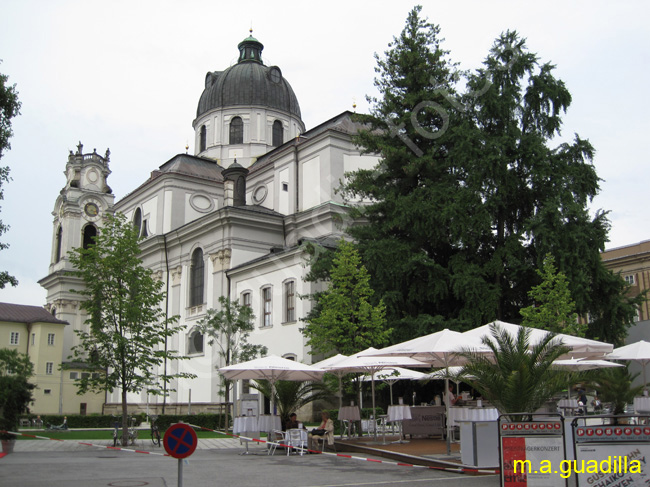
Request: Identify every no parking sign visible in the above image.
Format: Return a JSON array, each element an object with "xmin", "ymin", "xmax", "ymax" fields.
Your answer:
[
  {"xmin": 164, "ymin": 423, "xmax": 198, "ymax": 487},
  {"xmin": 164, "ymin": 423, "xmax": 198, "ymax": 459}
]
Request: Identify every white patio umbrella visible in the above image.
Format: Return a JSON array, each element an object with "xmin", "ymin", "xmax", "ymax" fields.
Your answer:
[
  {"xmin": 607, "ymin": 340, "xmax": 650, "ymax": 392},
  {"xmin": 463, "ymin": 320, "xmax": 614, "ymax": 359},
  {"xmin": 322, "ymin": 352, "xmax": 429, "ymax": 442},
  {"xmin": 359, "ymin": 367, "xmax": 427, "ymax": 405},
  {"xmin": 219, "ymin": 355, "xmax": 326, "ymax": 415},
  {"xmin": 312, "ymin": 353, "xmax": 349, "ymax": 410},
  {"xmin": 552, "ymin": 357, "xmax": 623, "ymax": 398},
  {"xmin": 361, "ymin": 328, "xmax": 490, "ymax": 453}
]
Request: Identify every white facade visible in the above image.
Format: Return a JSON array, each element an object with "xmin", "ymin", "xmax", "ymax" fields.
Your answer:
[{"xmin": 39, "ymin": 35, "xmax": 379, "ymax": 413}]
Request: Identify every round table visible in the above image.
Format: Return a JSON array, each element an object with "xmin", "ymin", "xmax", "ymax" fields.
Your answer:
[
  {"xmin": 634, "ymin": 396, "xmax": 650, "ymax": 414},
  {"xmin": 257, "ymin": 415, "xmax": 281, "ymax": 432},
  {"xmin": 339, "ymin": 406, "xmax": 361, "ymax": 438},
  {"xmin": 387, "ymin": 405, "xmax": 412, "ymax": 443},
  {"xmin": 233, "ymin": 416, "xmax": 258, "ymax": 434},
  {"xmin": 447, "ymin": 407, "xmax": 498, "ymax": 427}
]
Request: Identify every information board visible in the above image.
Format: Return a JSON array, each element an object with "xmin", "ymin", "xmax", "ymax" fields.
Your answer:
[{"xmin": 573, "ymin": 417, "xmax": 650, "ymax": 487}]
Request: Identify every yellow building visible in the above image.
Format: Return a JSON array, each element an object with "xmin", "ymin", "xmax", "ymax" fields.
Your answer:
[
  {"xmin": 0, "ymin": 302, "xmax": 103, "ymax": 415},
  {"xmin": 601, "ymin": 241, "xmax": 650, "ymax": 323}
]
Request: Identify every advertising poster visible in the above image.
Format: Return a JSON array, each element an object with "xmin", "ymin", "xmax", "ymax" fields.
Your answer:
[
  {"xmin": 575, "ymin": 443, "xmax": 649, "ymax": 486},
  {"xmin": 502, "ymin": 436, "xmax": 566, "ymax": 487}
]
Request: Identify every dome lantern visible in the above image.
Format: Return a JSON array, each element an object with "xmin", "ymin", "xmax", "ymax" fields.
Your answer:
[{"xmin": 237, "ymin": 34, "xmax": 264, "ymax": 64}]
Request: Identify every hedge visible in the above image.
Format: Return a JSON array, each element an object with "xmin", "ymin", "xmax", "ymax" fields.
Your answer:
[{"xmin": 19, "ymin": 412, "xmax": 229, "ymax": 430}]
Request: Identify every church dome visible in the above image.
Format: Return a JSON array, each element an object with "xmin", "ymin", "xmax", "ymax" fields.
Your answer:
[{"xmin": 196, "ymin": 35, "xmax": 302, "ymax": 119}]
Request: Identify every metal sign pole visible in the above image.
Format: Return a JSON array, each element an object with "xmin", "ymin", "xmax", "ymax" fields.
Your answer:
[{"xmin": 178, "ymin": 458, "xmax": 183, "ymax": 487}]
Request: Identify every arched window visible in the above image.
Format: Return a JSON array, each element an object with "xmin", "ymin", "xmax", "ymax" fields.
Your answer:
[
  {"xmin": 272, "ymin": 120, "xmax": 283, "ymax": 147},
  {"xmin": 133, "ymin": 208, "xmax": 142, "ymax": 236},
  {"xmin": 82, "ymin": 224, "xmax": 97, "ymax": 250},
  {"xmin": 189, "ymin": 248, "xmax": 204, "ymax": 307},
  {"xmin": 55, "ymin": 225, "xmax": 63, "ymax": 262},
  {"xmin": 199, "ymin": 125, "xmax": 207, "ymax": 152},
  {"xmin": 230, "ymin": 117, "xmax": 243, "ymax": 144},
  {"xmin": 188, "ymin": 328, "xmax": 204, "ymax": 355}
]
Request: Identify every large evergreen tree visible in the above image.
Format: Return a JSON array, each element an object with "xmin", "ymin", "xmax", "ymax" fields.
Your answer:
[
  {"xmin": 343, "ymin": 7, "xmax": 641, "ymax": 344},
  {"xmin": 343, "ymin": 6, "xmax": 466, "ymax": 342}
]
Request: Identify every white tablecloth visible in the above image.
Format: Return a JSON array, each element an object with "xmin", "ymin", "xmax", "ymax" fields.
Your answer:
[
  {"xmin": 339, "ymin": 406, "xmax": 361, "ymax": 421},
  {"xmin": 387, "ymin": 405, "xmax": 412, "ymax": 421},
  {"xmin": 634, "ymin": 397, "xmax": 650, "ymax": 414},
  {"xmin": 448, "ymin": 407, "xmax": 498, "ymax": 427},
  {"xmin": 233, "ymin": 416, "xmax": 258, "ymax": 434},
  {"xmin": 257, "ymin": 415, "xmax": 281, "ymax": 432}
]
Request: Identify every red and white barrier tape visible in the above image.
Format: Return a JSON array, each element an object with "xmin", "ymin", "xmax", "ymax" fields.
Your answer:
[
  {"xmin": 1, "ymin": 427, "xmax": 498, "ymax": 475},
  {"xmin": 187, "ymin": 424, "xmax": 499, "ymax": 475},
  {"xmin": 0, "ymin": 430, "xmax": 170, "ymax": 457}
]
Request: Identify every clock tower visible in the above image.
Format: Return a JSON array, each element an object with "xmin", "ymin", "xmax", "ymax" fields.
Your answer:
[{"xmin": 39, "ymin": 142, "xmax": 115, "ymax": 358}]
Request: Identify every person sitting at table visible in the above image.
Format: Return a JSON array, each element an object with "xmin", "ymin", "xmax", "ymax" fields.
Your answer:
[
  {"xmin": 308, "ymin": 411, "xmax": 334, "ymax": 451},
  {"xmin": 285, "ymin": 413, "xmax": 300, "ymax": 430},
  {"xmin": 592, "ymin": 394, "xmax": 603, "ymax": 411}
]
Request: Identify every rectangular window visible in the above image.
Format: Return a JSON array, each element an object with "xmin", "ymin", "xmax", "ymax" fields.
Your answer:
[
  {"xmin": 44, "ymin": 389, "xmax": 52, "ymax": 395},
  {"xmin": 624, "ymin": 274, "xmax": 635, "ymax": 285},
  {"xmin": 31, "ymin": 333, "xmax": 35, "ymax": 346},
  {"xmin": 262, "ymin": 287, "xmax": 272, "ymax": 327},
  {"xmin": 69, "ymin": 372, "xmax": 79, "ymax": 380},
  {"xmin": 241, "ymin": 291, "xmax": 252, "ymax": 309},
  {"xmin": 45, "ymin": 362, "xmax": 54, "ymax": 375},
  {"xmin": 47, "ymin": 333, "xmax": 55, "ymax": 346},
  {"xmin": 10, "ymin": 331, "xmax": 19, "ymax": 345},
  {"xmin": 284, "ymin": 281, "xmax": 295, "ymax": 323},
  {"xmin": 81, "ymin": 372, "xmax": 90, "ymax": 379}
]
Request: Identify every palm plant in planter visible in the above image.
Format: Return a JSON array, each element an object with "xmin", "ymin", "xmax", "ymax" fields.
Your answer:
[
  {"xmin": 460, "ymin": 324, "xmax": 570, "ymax": 421},
  {"xmin": 0, "ymin": 349, "xmax": 35, "ymax": 452},
  {"xmin": 585, "ymin": 365, "xmax": 643, "ymax": 422},
  {"xmin": 251, "ymin": 380, "xmax": 332, "ymax": 427}
]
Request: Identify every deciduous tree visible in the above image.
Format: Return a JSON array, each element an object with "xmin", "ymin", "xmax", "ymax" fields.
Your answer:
[
  {"xmin": 0, "ymin": 349, "xmax": 35, "ymax": 440},
  {"xmin": 196, "ymin": 296, "xmax": 267, "ymax": 428},
  {"xmin": 302, "ymin": 240, "xmax": 390, "ymax": 356},
  {"xmin": 0, "ymin": 64, "xmax": 21, "ymax": 289},
  {"xmin": 68, "ymin": 213, "xmax": 192, "ymax": 445}
]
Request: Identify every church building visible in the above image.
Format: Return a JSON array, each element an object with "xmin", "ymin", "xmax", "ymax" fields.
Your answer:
[{"xmin": 38, "ymin": 33, "xmax": 378, "ymax": 414}]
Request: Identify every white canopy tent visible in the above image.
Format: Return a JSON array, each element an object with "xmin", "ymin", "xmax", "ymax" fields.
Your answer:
[{"xmin": 463, "ymin": 320, "xmax": 613, "ymax": 359}]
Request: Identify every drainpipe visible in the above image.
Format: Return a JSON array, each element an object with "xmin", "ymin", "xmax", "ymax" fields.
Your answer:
[
  {"xmin": 162, "ymin": 234, "xmax": 170, "ymax": 415},
  {"xmin": 294, "ymin": 140, "xmax": 300, "ymax": 214}
]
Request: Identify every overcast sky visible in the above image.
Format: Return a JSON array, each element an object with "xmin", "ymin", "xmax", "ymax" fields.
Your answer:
[{"xmin": 1, "ymin": 0, "xmax": 648, "ymax": 307}]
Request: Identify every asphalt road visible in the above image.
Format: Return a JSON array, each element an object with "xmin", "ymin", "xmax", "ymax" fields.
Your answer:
[{"xmin": 0, "ymin": 448, "xmax": 500, "ymax": 487}]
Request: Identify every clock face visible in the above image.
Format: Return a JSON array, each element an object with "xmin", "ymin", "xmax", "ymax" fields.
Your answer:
[
  {"xmin": 85, "ymin": 202, "xmax": 98, "ymax": 216},
  {"xmin": 84, "ymin": 202, "xmax": 100, "ymax": 221}
]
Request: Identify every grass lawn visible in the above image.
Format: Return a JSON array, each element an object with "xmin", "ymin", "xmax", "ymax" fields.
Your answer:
[{"xmin": 16, "ymin": 429, "xmax": 229, "ymax": 441}]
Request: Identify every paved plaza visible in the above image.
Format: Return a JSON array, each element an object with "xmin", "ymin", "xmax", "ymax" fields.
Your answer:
[{"xmin": 0, "ymin": 437, "xmax": 500, "ymax": 487}]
